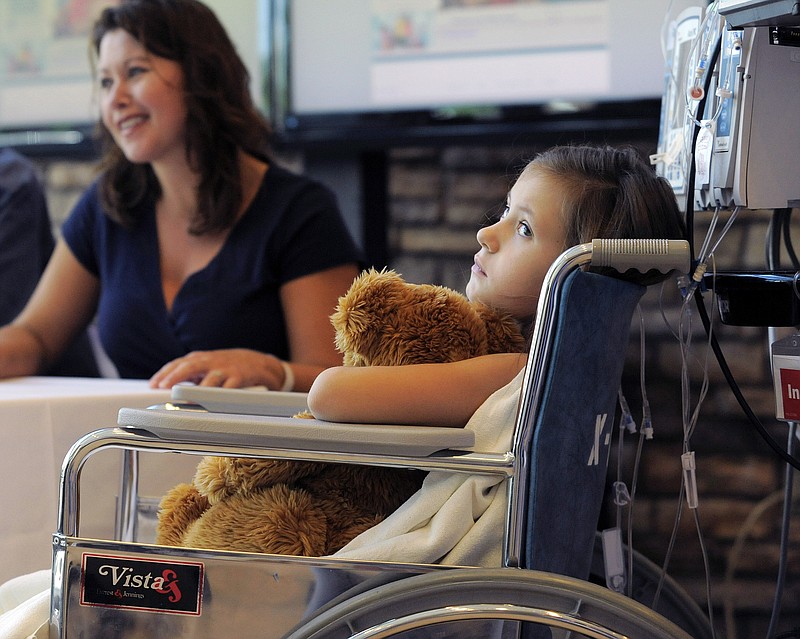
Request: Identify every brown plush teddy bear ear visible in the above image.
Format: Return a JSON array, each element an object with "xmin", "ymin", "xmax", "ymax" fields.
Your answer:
[
  {"xmin": 331, "ymin": 268, "xmax": 409, "ymax": 367},
  {"xmin": 473, "ymin": 302, "xmax": 528, "ymax": 354}
]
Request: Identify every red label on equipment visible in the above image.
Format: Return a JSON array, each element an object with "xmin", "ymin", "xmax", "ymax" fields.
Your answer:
[{"xmin": 779, "ymin": 368, "xmax": 800, "ymax": 420}]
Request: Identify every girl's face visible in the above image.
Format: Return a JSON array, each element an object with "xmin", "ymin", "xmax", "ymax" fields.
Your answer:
[
  {"xmin": 466, "ymin": 168, "xmax": 567, "ymax": 320},
  {"xmin": 97, "ymin": 29, "xmax": 187, "ymax": 167}
]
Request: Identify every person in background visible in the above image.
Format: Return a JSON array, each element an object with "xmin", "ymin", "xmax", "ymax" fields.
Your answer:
[
  {"xmin": 0, "ymin": 147, "xmax": 98, "ymax": 377},
  {"xmin": 0, "ymin": 0, "xmax": 361, "ymax": 390}
]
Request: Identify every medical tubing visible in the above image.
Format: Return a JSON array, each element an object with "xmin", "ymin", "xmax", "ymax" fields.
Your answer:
[
  {"xmin": 626, "ymin": 427, "xmax": 646, "ymax": 599},
  {"xmin": 703, "ymin": 206, "xmax": 741, "ymax": 264},
  {"xmin": 684, "ymin": 29, "xmax": 720, "ymax": 260},
  {"xmin": 723, "ymin": 490, "xmax": 784, "ymax": 639},
  {"xmin": 590, "ymin": 239, "xmax": 691, "ymax": 274},
  {"xmin": 693, "ymin": 289, "xmax": 800, "ymax": 471},
  {"xmin": 766, "ymin": 421, "xmax": 796, "ymax": 639},
  {"xmin": 614, "ymin": 390, "xmax": 633, "ymax": 530},
  {"xmin": 692, "ymin": 506, "xmax": 717, "ymax": 636},
  {"xmin": 626, "ymin": 305, "xmax": 650, "ymax": 596}
]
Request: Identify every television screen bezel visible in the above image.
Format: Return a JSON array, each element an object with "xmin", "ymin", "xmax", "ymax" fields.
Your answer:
[{"xmin": 267, "ymin": 0, "xmax": 668, "ymax": 150}]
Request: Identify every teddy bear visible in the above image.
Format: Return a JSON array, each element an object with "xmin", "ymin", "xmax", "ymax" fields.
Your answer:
[{"xmin": 155, "ymin": 268, "xmax": 526, "ymax": 556}]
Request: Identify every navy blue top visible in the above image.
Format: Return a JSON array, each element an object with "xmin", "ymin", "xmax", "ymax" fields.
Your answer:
[
  {"xmin": 0, "ymin": 148, "xmax": 54, "ymax": 324},
  {"xmin": 62, "ymin": 164, "xmax": 361, "ymax": 379},
  {"xmin": 1, "ymin": 148, "xmax": 99, "ymax": 377}
]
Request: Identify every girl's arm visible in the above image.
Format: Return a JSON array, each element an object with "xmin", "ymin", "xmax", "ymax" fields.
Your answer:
[
  {"xmin": 0, "ymin": 239, "xmax": 99, "ymax": 377},
  {"xmin": 307, "ymin": 352, "xmax": 527, "ymax": 428}
]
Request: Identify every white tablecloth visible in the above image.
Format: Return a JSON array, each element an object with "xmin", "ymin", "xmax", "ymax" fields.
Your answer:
[{"xmin": 0, "ymin": 377, "xmax": 201, "ymax": 585}]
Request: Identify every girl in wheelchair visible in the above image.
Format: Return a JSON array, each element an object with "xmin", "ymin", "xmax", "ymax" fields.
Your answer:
[{"xmin": 309, "ymin": 144, "xmax": 685, "ymax": 566}]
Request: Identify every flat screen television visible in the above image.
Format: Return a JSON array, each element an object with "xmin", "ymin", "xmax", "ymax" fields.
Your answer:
[{"xmin": 268, "ymin": 0, "xmax": 708, "ymax": 148}]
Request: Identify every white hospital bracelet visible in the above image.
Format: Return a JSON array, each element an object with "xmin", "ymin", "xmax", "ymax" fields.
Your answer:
[{"xmin": 279, "ymin": 360, "xmax": 295, "ymax": 392}]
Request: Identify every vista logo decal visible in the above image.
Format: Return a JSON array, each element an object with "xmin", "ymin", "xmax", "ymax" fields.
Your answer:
[{"xmin": 80, "ymin": 554, "xmax": 203, "ymax": 615}]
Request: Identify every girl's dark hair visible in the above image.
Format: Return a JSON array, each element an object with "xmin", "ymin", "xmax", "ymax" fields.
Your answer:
[
  {"xmin": 91, "ymin": 0, "xmax": 272, "ymax": 234},
  {"xmin": 525, "ymin": 145, "xmax": 687, "ymax": 284}
]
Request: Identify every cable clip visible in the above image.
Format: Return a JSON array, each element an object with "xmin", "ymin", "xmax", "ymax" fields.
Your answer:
[
  {"xmin": 612, "ymin": 481, "xmax": 631, "ymax": 507},
  {"xmin": 618, "ymin": 391, "xmax": 637, "ymax": 433},
  {"xmin": 601, "ymin": 527, "xmax": 627, "ymax": 593},
  {"xmin": 682, "ymin": 451, "xmax": 699, "ymax": 509}
]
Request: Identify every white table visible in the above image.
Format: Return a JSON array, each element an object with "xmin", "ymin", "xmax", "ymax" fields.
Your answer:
[{"xmin": 0, "ymin": 377, "xmax": 202, "ymax": 585}]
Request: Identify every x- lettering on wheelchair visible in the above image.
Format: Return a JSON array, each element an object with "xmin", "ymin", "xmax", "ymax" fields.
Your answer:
[{"xmin": 49, "ymin": 239, "xmax": 707, "ymax": 638}]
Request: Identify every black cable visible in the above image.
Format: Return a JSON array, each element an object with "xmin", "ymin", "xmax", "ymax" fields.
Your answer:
[
  {"xmin": 766, "ymin": 421, "xmax": 796, "ymax": 639},
  {"xmin": 694, "ymin": 289, "xmax": 800, "ymax": 471},
  {"xmin": 781, "ymin": 209, "xmax": 800, "ymax": 269},
  {"xmin": 767, "ymin": 210, "xmax": 781, "ymax": 268}
]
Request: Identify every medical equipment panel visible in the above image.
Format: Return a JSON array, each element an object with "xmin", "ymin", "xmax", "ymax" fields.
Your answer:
[
  {"xmin": 719, "ymin": 0, "xmax": 800, "ymax": 27},
  {"xmin": 722, "ymin": 25, "xmax": 800, "ymax": 209}
]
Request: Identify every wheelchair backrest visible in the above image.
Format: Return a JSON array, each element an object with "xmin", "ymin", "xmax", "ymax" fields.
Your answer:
[{"xmin": 521, "ymin": 269, "xmax": 645, "ymax": 578}]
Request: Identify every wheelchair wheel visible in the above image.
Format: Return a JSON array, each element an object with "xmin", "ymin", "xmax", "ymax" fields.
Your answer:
[{"xmin": 286, "ymin": 568, "xmax": 694, "ymax": 639}]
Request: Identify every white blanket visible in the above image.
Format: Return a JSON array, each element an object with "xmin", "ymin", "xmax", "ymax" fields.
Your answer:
[
  {"xmin": 0, "ymin": 371, "xmax": 522, "ymax": 637},
  {"xmin": 0, "ymin": 570, "xmax": 49, "ymax": 639},
  {"xmin": 333, "ymin": 368, "xmax": 523, "ymax": 567}
]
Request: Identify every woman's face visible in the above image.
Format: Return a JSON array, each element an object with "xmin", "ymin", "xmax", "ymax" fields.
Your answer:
[
  {"xmin": 97, "ymin": 29, "xmax": 187, "ymax": 167},
  {"xmin": 466, "ymin": 168, "xmax": 567, "ymax": 321}
]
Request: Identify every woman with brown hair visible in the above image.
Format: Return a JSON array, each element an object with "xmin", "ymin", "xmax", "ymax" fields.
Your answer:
[{"xmin": 0, "ymin": 0, "xmax": 361, "ymax": 391}]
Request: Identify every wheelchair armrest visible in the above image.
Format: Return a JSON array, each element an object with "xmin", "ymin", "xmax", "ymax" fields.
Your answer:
[
  {"xmin": 169, "ymin": 384, "xmax": 309, "ymax": 416},
  {"xmin": 117, "ymin": 407, "xmax": 475, "ymax": 457}
]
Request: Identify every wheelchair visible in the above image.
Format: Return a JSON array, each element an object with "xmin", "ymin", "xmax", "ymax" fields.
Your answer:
[{"xmin": 49, "ymin": 239, "xmax": 711, "ymax": 638}]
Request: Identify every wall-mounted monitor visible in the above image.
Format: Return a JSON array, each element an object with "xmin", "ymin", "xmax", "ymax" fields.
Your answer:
[{"xmin": 269, "ymin": 0, "xmax": 707, "ymax": 148}]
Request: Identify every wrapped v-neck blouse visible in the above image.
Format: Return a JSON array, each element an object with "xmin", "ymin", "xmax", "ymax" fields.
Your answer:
[{"xmin": 62, "ymin": 165, "xmax": 361, "ymax": 379}]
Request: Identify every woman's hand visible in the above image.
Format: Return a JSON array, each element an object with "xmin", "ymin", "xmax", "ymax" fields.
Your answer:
[
  {"xmin": 150, "ymin": 265, "xmax": 358, "ymax": 391},
  {"xmin": 149, "ymin": 348, "xmax": 289, "ymax": 390}
]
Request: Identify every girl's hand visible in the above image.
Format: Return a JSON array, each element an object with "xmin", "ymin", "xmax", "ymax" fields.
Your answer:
[{"xmin": 149, "ymin": 348, "xmax": 288, "ymax": 390}]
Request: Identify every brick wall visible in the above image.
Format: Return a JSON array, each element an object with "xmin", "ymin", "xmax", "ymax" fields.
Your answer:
[{"xmin": 34, "ymin": 145, "xmax": 799, "ymax": 639}]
